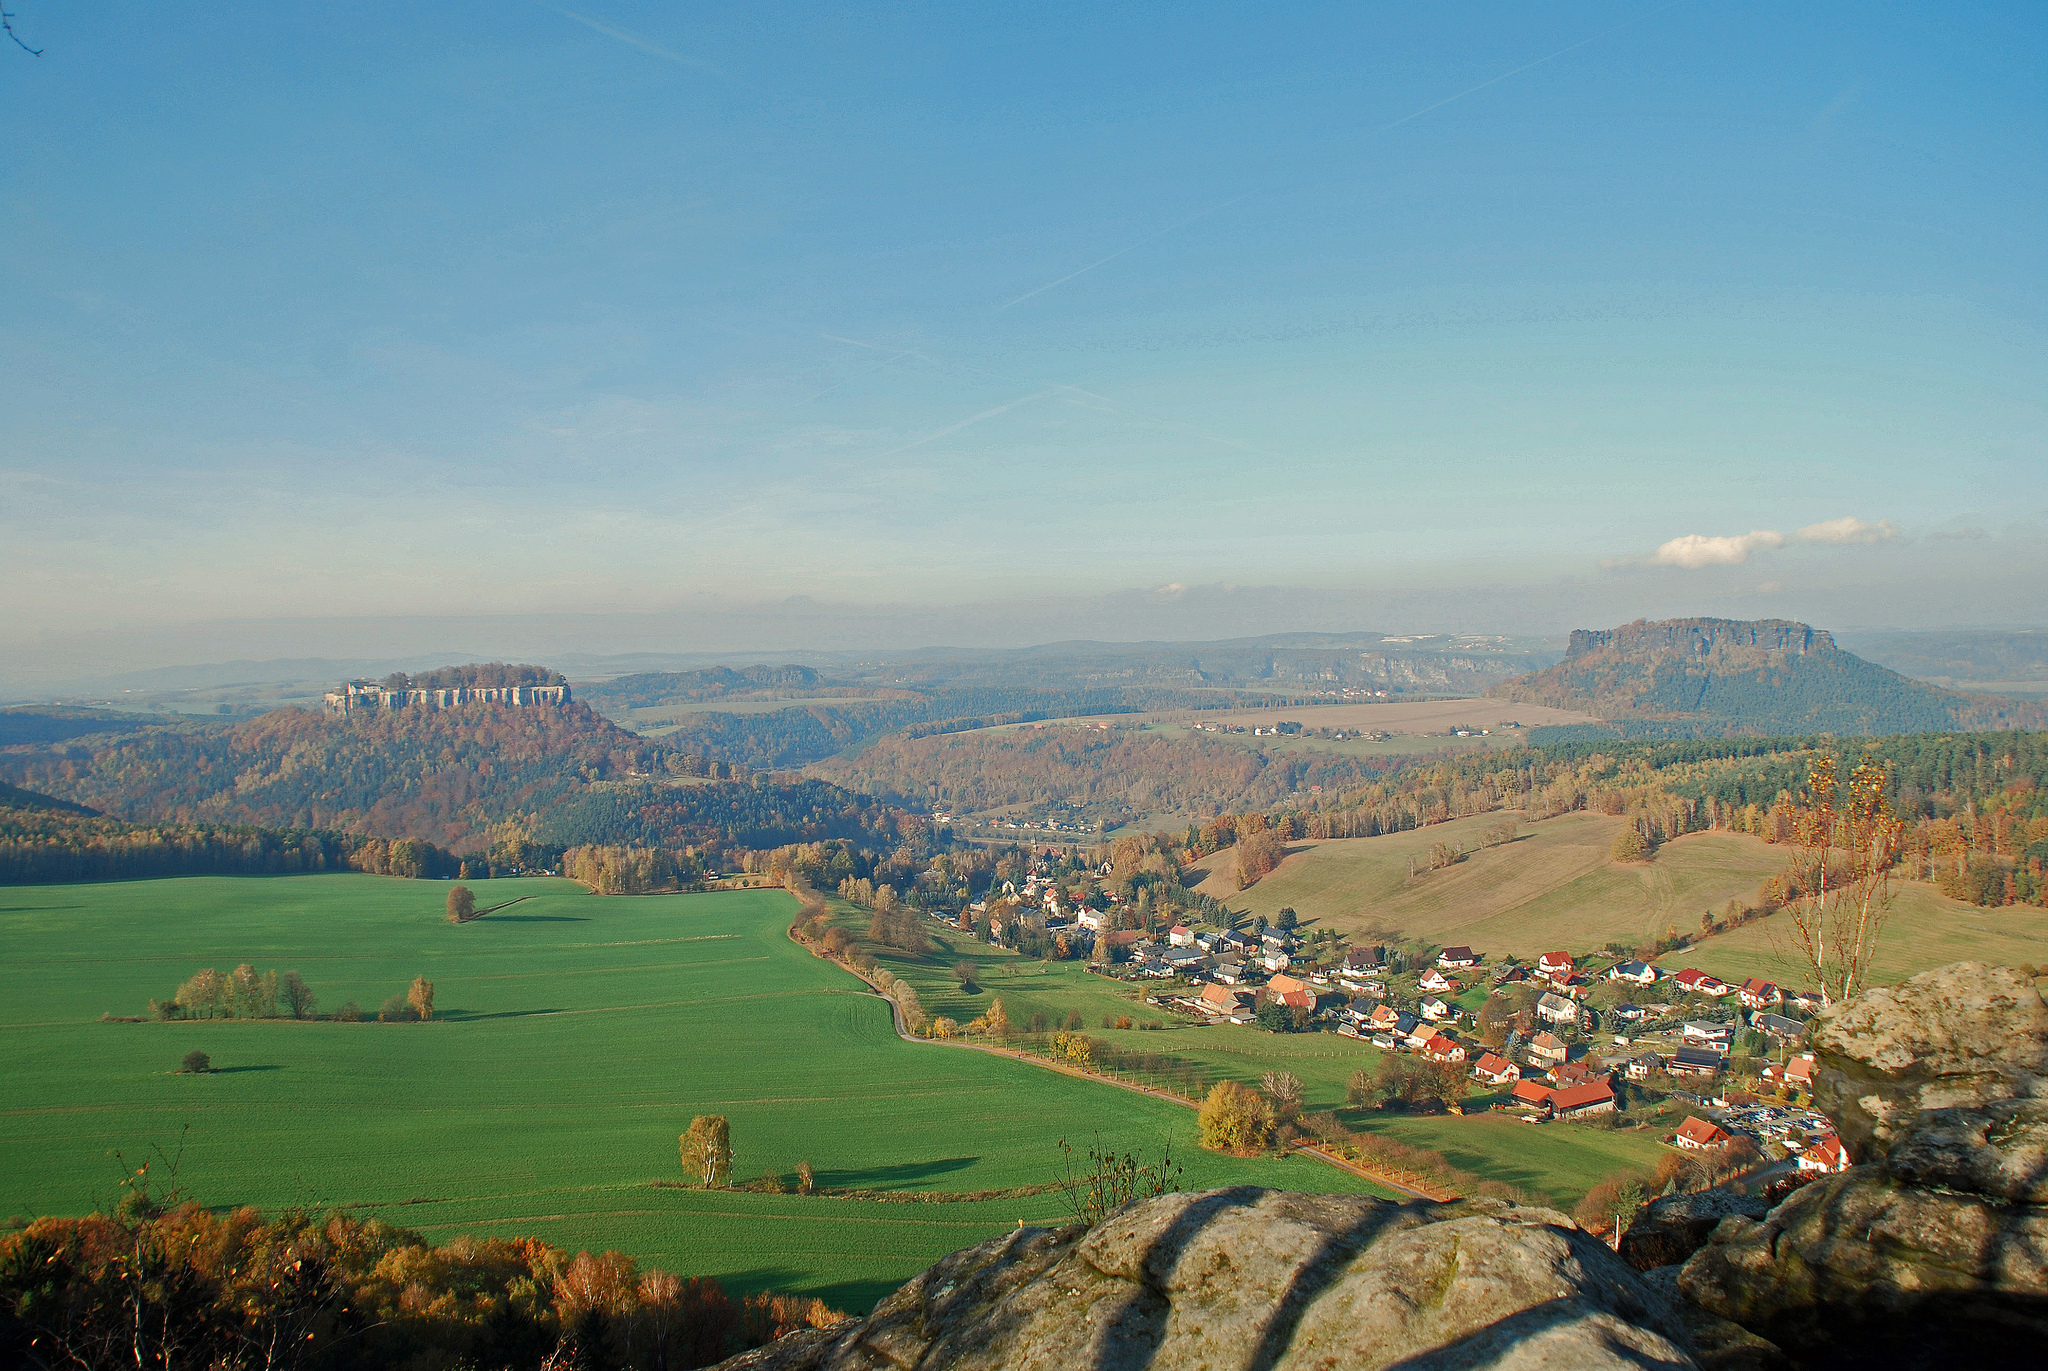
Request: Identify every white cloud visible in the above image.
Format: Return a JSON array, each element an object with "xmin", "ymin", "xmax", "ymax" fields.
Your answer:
[
  {"xmin": 1796, "ymin": 516, "xmax": 1899, "ymax": 545},
  {"xmin": 1649, "ymin": 530, "xmax": 1787, "ymax": 569}
]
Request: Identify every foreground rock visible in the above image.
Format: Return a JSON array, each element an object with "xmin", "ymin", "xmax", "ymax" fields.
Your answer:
[
  {"xmin": 1806, "ymin": 960, "xmax": 2048, "ymax": 1160},
  {"xmin": 1618, "ymin": 1189, "xmax": 1769, "ymax": 1273},
  {"xmin": 1679, "ymin": 961, "xmax": 2048, "ymax": 1365},
  {"xmin": 719, "ymin": 1188, "xmax": 1703, "ymax": 1369}
]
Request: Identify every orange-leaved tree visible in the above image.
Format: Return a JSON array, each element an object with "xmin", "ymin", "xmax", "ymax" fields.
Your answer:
[{"xmin": 1778, "ymin": 754, "xmax": 1904, "ymax": 1006}]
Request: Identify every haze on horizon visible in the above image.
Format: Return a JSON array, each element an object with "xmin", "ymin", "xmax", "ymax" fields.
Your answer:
[{"xmin": 3, "ymin": 1, "xmax": 2044, "ymax": 674}]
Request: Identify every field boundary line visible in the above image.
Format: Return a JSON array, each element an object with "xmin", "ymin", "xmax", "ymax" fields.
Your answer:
[{"xmin": 787, "ymin": 924, "xmax": 1441, "ymax": 1202}]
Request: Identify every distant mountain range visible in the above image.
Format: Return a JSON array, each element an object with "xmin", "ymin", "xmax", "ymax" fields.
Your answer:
[{"xmin": 1490, "ymin": 617, "xmax": 2048, "ymax": 738}]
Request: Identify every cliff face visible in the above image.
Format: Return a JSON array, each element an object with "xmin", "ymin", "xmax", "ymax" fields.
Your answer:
[
  {"xmin": 1565, "ymin": 619, "xmax": 1836, "ymax": 662},
  {"xmin": 1491, "ymin": 616, "xmax": 2046, "ymax": 738}
]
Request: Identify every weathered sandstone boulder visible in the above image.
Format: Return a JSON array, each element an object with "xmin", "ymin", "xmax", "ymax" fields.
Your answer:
[
  {"xmin": 1679, "ymin": 961, "xmax": 2048, "ymax": 1364},
  {"xmin": 718, "ymin": 1187, "xmax": 1703, "ymax": 1369},
  {"xmin": 1810, "ymin": 960, "xmax": 2048, "ymax": 1161},
  {"xmin": 1618, "ymin": 1189, "xmax": 1769, "ymax": 1273}
]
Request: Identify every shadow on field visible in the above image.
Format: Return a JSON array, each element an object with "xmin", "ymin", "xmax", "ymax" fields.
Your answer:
[
  {"xmin": 816, "ymin": 1156, "xmax": 979, "ymax": 1190},
  {"xmin": 478, "ymin": 915, "xmax": 590, "ymax": 923},
  {"xmin": 723, "ymin": 1267, "xmax": 898, "ymax": 1319},
  {"xmin": 437, "ymin": 1008, "xmax": 568, "ymax": 1021},
  {"xmin": 210, "ymin": 1065, "xmax": 283, "ymax": 1074}
]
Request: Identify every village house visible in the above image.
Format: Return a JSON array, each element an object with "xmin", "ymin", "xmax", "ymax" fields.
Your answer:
[
  {"xmin": 1674, "ymin": 1116, "xmax": 1731, "ymax": 1150},
  {"xmin": 1262, "ymin": 980, "xmax": 1315, "ymax": 1013},
  {"xmin": 1417, "ymin": 968, "xmax": 1458, "ymax": 993},
  {"xmin": 1667, "ymin": 1046, "xmax": 1724, "ymax": 1078},
  {"xmin": 1210, "ymin": 957, "xmax": 1247, "ymax": 984},
  {"xmin": 1671, "ymin": 969, "xmax": 1733, "ymax": 998},
  {"xmin": 1421, "ymin": 1034, "xmax": 1467, "ymax": 1063},
  {"xmin": 1796, "ymin": 1134, "xmax": 1851, "ymax": 1173},
  {"xmin": 1419, "ymin": 996, "xmax": 1453, "ymax": 1021},
  {"xmin": 1509, "ymin": 1079, "xmax": 1555, "ymax": 1110},
  {"xmin": 1626, "ymin": 1053, "xmax": 1660, "ymax": 1081},
  {"xmin": 1198, "ymin": 983, "xmax": 1256, "ymax": 1021},
  {"xmin": 1168, "ymin": 925, "xmax": 1196, "ymax": 947},
  {"xmin": 1548, "ymin": 1080, "xmax": 1616, "ymax": 1119},
  {"xmin": 1472, "ymin": 1052, "xmax": 1520, "ymax": 1086},
  {"xmin": 1762, "ymin": 1054, "xmax": 1817, "ymax": 1091},
  {"xmin": 1537, "ymin": 951, "xmax": 1575, "ymax": 980},
  {"xmin": 1436, "ymin": 946, "xmax": 1480, "ymax": 969},
  {"xmin": 1526, "ymin": 1031, "xmax": 1568, "ymax": 1068},
  {"xmin": 1738, "ymin": 977, "xmax": 1782, "ymax": 1010},
  {"xmin": 1366, "ymin": 1003, "xmax": 1405, "ymax": 1035},
  {"xmin": 1611, "ymin": 1003, "xmax": 1648, "ymax": 1022},
  {"xmin": 1536, "ymin": 992, "xmax": 1580, "ymax": 1026},
  {"xmin": 1402, "ymin": 1021, "xmax": 1436, "ymax": 1051},
  {"xmin": 1345, "ymin": 945, "xmax": 1386, "ymax": 973},
  {"xmin": 1493, "ymin": 964, "xmax": 1529, "ymax": 987},
  {"xmin": 1682, "ymin": 1021, "xmax": 1734, "ymax": 1052},
  {"xmin": 1607, "ymin": 959, "xmax": 1658, "ymax": 985},
  {"xmin": 1074, "ymin": 909, "xmax": 1106, "ymax": 932},
  {"xmin": 1549, "ymin": 1060, "xmax": 1604, "ymax": 1089},
  {"xmin": 1752, "ymin": 1012, "xmax": 1805, "ymax": 1038},
  {"xmin": 1261, "ymin": 949, "xmax": 1293, "ymax": 973}
]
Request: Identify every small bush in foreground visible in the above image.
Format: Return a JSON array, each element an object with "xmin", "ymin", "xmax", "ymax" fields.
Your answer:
[{"xmin": 178, "ymin": 1050, "xmax": 210, "ymax": 1075}]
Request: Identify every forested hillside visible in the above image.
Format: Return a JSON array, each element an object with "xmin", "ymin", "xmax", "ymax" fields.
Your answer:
[
  {"xmin": 812, "ymin": 725, "xmax": 1410, "ymax": 824},
  {"xmin": 585, "ymin": 680, "xmax": 1269, "ymax": 769},
  {"xmin": 1489, "ymin": 617, "xmax": 2047, "ymax": 737}
]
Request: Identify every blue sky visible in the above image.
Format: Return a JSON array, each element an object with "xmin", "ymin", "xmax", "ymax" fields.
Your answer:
[{"xmin": 3, "ymin": 1, "xmax": 2044, "ymax": 660}]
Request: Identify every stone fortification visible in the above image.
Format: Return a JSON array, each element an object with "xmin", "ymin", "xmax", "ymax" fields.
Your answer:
[
  {"xmin": 322, "ymin": 682, "xmax": 570, "ymax": 715},
  {"xmin": 1565, "ymin": 618, "xmax": 1835, "ymax": 662}
]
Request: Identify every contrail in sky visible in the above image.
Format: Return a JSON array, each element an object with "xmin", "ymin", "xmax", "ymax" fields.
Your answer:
[
  {"xmin": 871, "ymin": 389, "xmax": 1061, "ymax": 461},
  {"xmin": 997, "ymin": 0, "xmax": 1691, "ymax": 311},
  {"xmin": 533, "ymin": 1, "xmax": 728, "ymax": 78},
  {"xmin": 997, "ymin": 197, "xmax": 1247, "ymax": 311}
]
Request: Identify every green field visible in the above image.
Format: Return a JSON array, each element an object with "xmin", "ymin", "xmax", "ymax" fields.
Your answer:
[
  {"xmin": 1341, "ymin": 1112, "xmax": 1672, "ymax": 1209},
  {"xmin": 1194, "ymin": 812, "xmax": 1790, "ymax": 955},
  {"xmin": 0, "ymin": 876, "xmax": 1380, "ymax": 1311},
  {"xmin": 1654, "ymin": 884, "xmax": 2048, "ymax": 990}
]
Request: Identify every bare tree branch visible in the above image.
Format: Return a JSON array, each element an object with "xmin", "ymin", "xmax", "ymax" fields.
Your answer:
[{"xmin": 3, "ymin": 5, "xmax": 41, "ymax": 56}]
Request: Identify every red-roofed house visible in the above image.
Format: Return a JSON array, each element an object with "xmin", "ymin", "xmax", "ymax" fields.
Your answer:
[
  {"xmin": 1421, "ymin": 1034, "xmax": 1467, "ymax": 1063},
  {"xmin": 1472, "ymin": 1053, "xmax": 1520, "ymax": 1086},
  {"xmin": 1509, "ymin": 1080, "xmax": 1554, "ymax": 1109},
  {"xmin": 1672, "ymin": 969, "xmax": 1732, "ymax": 997},
  {"xmin": 1418, "ymin": 968, "xmax": 1455, "ymax": 993},
  {"xmin": 1674, "ymin": 1116, "xmax": 1731, "ymax": 1150},
  {"xmin": 1537, "ymin": 951, "xmax": 1575, "ymax": 979},
  {"xmin": 1739, "ymin": 977, "xmax": 1782, "ymax": 1010},
  {"xmin": 1797, "ymin": 1135, "xmax": 1851, "ymax": 1174},
  {"xmin": 1548, "ymin": 1080, "xmax": 1616, "ymax": 1118},
  {"xmin": 1168, "ymin": 925, "xmax": 1195, "ymax": 947}
]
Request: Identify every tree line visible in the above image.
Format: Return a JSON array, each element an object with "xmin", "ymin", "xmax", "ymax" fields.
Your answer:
[{"xmin": 0, "ymin": 1196, "xmax": 839, "ymax": 1370}]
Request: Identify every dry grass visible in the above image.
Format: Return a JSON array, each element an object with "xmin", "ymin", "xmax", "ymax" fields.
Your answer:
[
  {"xmin": 1192, "ymin": 812, "xmax": 1786, "ymax": 956},
  {"xmin": 1654, "ymin": 885, "xmax": 2048, "ymax": 990}
]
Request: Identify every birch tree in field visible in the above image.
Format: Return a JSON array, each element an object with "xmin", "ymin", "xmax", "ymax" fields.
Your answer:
[
  {"xmin": 680, "ymin": 1116, "xmax": 733, "ymax": 1188},
  {"xmin": 1779, "ymin": 754, "xmax": 1904, "ymax": 1006}
]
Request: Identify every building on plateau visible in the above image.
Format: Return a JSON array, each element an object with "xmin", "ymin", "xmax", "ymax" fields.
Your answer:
[{"xmin": 324, "ymin": 681, "xmax": 571, "ymax": 715}]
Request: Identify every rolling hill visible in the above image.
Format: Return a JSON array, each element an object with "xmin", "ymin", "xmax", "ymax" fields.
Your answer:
[
  {"xmin": 1489, "ymin": 617, "xmax": 2048, "ymax": 738},
  {"xmin": 0, "ymin": 673, "xmax": 905, "ymax": 858}
]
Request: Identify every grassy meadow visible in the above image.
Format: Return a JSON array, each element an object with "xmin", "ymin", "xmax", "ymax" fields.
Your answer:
[
  {"xmin": 0, "ymin": 876, "xmax": 1381, "ymax": 1311},
  {"xmin": 1653, "ymin": 884, "xmax": 2048, "ymax": 988},
  {"xmin": 1192, "ymin": 811, "xmax": 1789, "ymax": 955}
]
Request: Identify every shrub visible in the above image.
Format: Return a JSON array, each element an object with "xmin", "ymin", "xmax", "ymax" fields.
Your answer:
[
  {"xmin": 378, "ymin": 995, "xmax": 418, "ymax": 1023},
  {"xmin": 1197, "ymin": 1080, "xmax": 1275, "ymax": 1153},
  {"xmin": 179, "ymin": 1050, "xmax": 210, "ymax": 1075},
  {"xmin": 332, "ymin": 1000, "xmax": 363, "ymax": 1023},
  {"xmin": 795, "ymin": 1160, "xmax": 815, "ymax": 1195},
  {"xmin": 1063, "ymin": 1010, "xmax": 1083, "ymax": 1031}
]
